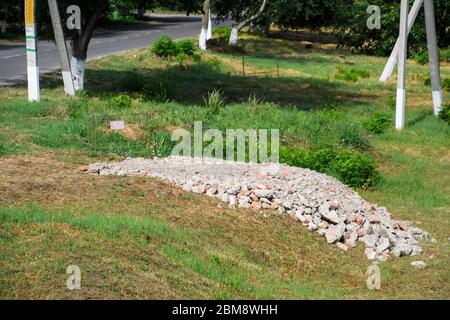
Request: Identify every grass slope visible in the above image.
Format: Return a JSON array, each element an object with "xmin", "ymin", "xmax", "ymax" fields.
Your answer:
[{"xmin": 0, "ymin": 33, "xmax": 449, "ymax": 299}]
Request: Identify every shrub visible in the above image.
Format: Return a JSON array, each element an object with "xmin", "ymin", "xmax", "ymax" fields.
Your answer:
[
  {"xmin": 443, "ymin": 78, "xmax": 450, "ymax": 91},
  {"xmin": 111, "ymin": 94, "xmax": 132, "ymax": 109},
  {"xmin": 413, "ymin": 52, "xmax": 429, "ymax": 65},
  {"xmin": 152, "ymin": 35, "xmax": 178, "ymax": 58},
  {"xmin": 176, "ymin": 39, "xmax": 196, "ymax": 56},
  {"xmin": 439, "ymin": 103, "xmax": 450, "ymax": 125},
  {"xmin": 364, "ymin": 113, "xmax": 392, "ymax": 134},
  {"xmin": 441, "ymin": 47, "xmax": 450, "ymax": 63},
  {"xmin": 214, "ymin": 26, "xmax": 232, "ymax": 43},
  {"xmin": 152, "ymin": 36, "xmax": 198, "ymax": 60},
  {"xmin": 335, "ymin": 67, "xmax": 370, "ymax": 82},
  {"xmin": 280, "ymin": 147, "xmax": 377, "ymax": 188}
]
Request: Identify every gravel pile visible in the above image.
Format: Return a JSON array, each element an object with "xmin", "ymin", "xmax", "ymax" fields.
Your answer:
[{"xmin": 89, "ymin": 156, "xmax": 432, "ymax": 261}]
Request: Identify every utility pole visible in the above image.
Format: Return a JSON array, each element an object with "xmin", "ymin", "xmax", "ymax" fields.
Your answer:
[
  {"xmin": 24, "ymin": 0, "xmax": 39, "ymax": 102},
  {"xmin": 424, "ymin": 0, "xmax": 443, "ymax": 115},
  {"xmin": 396, "ymin": 0, "xmax": 408, "ymax": 130},
  {"xmin": 47, "ymin": 0, "xmax": 75, "ymax": 96},
  {"xmin": 379, "ymin": 0, "xmax": 423, "ymax": 82}
]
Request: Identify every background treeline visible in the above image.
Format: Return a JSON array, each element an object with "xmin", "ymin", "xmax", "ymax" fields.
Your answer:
[{"xmin": 1, "ymin": 0, "xmax": 448, "ymax": 56}]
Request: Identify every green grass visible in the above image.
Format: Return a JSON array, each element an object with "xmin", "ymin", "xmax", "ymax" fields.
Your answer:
[{"xmin": 0, "ymin": 32, "xmax": 449, "ymax": 299}]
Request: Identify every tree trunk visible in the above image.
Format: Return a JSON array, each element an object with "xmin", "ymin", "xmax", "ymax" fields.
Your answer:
[
  {"xmin": 0, "ymin": 20, "xmax": 6, "ymax": 33},
  {"xmin": 69, "ymin": 1, "xmax": 106, "ymax": 91},
  {"xmin": 229, "ymin": 0, "xmax": 268, "ymax": 46},
  {"xmin": 199, "ymin": 0, "xmax": 210, "ymax": 50},
  {"xmin": 207, "ymin": 10, "xmax": 212, "ymax": 40}
]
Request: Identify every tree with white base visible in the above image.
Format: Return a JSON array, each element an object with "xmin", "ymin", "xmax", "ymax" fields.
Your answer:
[
  {"xmin": 199, "ymin": 0, "xmax": 210, "ymax": 51},
  {"xmin": 229, "ymin": 0, "xmax": 268, "ymax": 46}
]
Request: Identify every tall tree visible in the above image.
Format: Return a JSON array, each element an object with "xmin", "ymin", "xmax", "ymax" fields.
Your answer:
[{"xmin": 212, "ymin": 0, "xmax": 269, "ymax": 45}]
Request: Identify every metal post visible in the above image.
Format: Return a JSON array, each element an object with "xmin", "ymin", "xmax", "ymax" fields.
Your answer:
[
  {"xmin": 24, "ymin": 0, "xmax": 40, "ymax": 102},
  {"xmin": 424, "ymin": 0, "xmax": 443, "ymax": 115},
  {"xmin": 380, "ymin": 0, "xmax": 423, "ymax": 82},
  {"xmin": 47, "ymin": 0, "xmax": 75, "ymax": 96},
  {"xmin": 396, "ymin": 0, "xmax": 408, "ymax": 130}
]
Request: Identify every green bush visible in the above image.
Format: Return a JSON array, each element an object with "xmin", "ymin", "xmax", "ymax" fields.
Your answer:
[
  {"xmin": 111, "ymin": 94, "xmax": 132, "ymax": 109},
  {"xmin": 413, "ymin": 52, "xmax": 429, "ymax": 65},
  {"xmin": 177, "ymin": 39, "xmax": 196, "ymax": 56},
  {"xmin": 335, "ymin": 67, "xmax": 370, "ymax": 82},
  {"xmin": 152, "ymin": 36, "xmax": 198, "ymax": 60},
  {"xmin": 438, "ymin": 103, "xmax": 450, "ymax": 125},
  {"xmin": 441, "ymin": 47, "xmax": 450, "ymax": 63},
  {"xmin": 280, "ymin": 147, "xmax": 377, "ymax": 188},
  {"xmin": 152, "ymin": 35, "xmax": 178, "ymax": 58},
  {"xmin": 213, "ymin": 26, "xmax": 232, "ymax": 43},
  {"xmin": 364, "ymin": 113, "xmax": 392, "ymax": 134},
  {"xmin": 443, "ymin": 78, "xmax": 450, "ymax": 91}
]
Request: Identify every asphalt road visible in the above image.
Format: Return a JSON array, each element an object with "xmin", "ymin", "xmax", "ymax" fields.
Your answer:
[{"xmin": 0, "ymin": 15, "xmax": 213, "ymax": 86}]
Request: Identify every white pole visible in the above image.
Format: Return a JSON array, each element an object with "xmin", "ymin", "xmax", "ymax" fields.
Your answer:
[
  {"xmin": 380, "ymin": 0, "xmax": 423, "ymax": 82},
  {"xmin": 396, "ymin": 0, "xmax": 408, "ymax": 130},
  {"xmin": 47, "ymin": 0, "xmax": 75, "ymax": 96},
  {"xmin": 424, "ymin": 0, "xmax": 443, "ymax": 115},
  {"xmin": 24, "ymin": 0, "xmax": 40, "ymax": 102}
]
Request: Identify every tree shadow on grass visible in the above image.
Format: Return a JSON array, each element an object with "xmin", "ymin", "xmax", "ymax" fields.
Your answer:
[{"xmin": 77, "ymin": 62, "xmax": 375, "ymax": 110}]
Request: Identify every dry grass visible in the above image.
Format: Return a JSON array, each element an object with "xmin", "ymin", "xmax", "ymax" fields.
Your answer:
[{"xmin": 0, "ymin": 151, "xmax": 449, "ymax": 299}]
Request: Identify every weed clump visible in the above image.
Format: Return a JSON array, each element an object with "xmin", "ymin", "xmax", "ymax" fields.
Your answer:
[
  {"xmin": 364, "ymin": 113, "xmax": 392, "ymax": 134},
  {"xmin": 152, "ymin": 36, "xmax": 199, "ymax": 61},
  {"xmin": 439, "ymin": 103, "xmax": 450, "ymax": 125},
  {"xmin": 111, "ymin": 94, "xmax": 132, "ymax": 109},
  {"xmin": 280, "ymin": 147, "xmax": 377, "ymax": 188},
  {"xmin": 335, "ymin": 67, "xmax": 370, "ymax": 82}
]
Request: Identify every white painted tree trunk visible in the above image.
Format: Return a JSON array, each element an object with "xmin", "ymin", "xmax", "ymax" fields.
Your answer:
[
  {"xmin": 70, "ymin": 56, "xmax": 85, "ymax": 91},
  {"xmin": 0, "ymin": 20, "xmax": 7, "ymax": 33},
  {"xmin": 207, "ymin": 10, "xmax": 212, "ymax": 40},
  {"xmin": 199, "ymin": 27, "xmax": 207, "ymax": 51},
  {"xmin": 229, "ymin": 27, "xmax": 239, "ymax": 46}
]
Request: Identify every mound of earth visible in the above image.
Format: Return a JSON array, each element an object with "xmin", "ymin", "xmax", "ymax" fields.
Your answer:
[{"xmin": 89, "ymin": 156, "xmax": 432, "ymax": 261}]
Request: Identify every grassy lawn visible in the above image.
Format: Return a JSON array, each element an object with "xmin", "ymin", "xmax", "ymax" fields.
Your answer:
[{"xmin": 0, "ymin": 33, "xmax": 449, "ymax": 299}]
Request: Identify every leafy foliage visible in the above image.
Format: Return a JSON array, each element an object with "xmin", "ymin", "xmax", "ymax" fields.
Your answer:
[
  {"xmin": 152, "ymin": 36, "xmax": 198, "ymax": 60},
  {"xmin": 335, "ymin": 67, "xmax": 370, "ymax": 82},
  {"xmin": 364, "ymin": 113, "xmax": 392, "ymax": 134},
  {"xmin": 111, "ymin": 94, "xmax": 133, "ymax": 108},
  {"xmin": 334, "ymin": 0, "xmax": 449, "ymax": 56},
  {"xmin": 438, "ymin": 103, "xmax": 450, "ymax": 125},
  {"xmin": 280, "ymin": 147, "xmax": 377, "ymax": 188}
]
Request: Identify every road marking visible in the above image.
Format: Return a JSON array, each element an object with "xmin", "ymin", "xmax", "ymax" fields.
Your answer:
[
  {"xmin": 122, "ymin": 36, "xmax": 128, "ymax": 40},
  {"xmin": 45, "ymin": 48, "xmax": 51, "ymax": 52},
  {"xmin": 2, "ymin": 54, "xmax": 22, "ymax": 59},
  {"xmin": 109, "ymin": 39, "xmax": 115, "ymax": 42}
]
